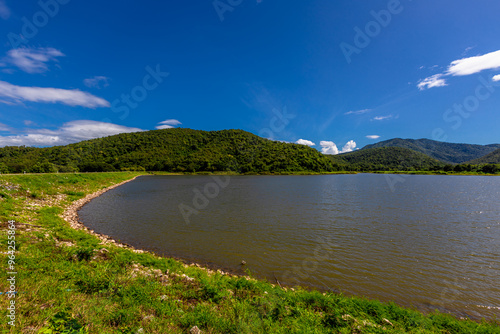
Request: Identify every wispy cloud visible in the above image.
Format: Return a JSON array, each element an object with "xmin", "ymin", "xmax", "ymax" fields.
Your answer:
[
  {"xmin": 418, "ymin": 49, "xmax": 500, "ymax": 90},
  {"xmin": 461, "ymin": 46, "xmax": 476, "ymax": 57},
  {"xmin": 0, "ymin": 80, "xmax": 110, "ymax": 108},
  {"xmin": 372, "ymin": 115, "xmax": 392, "ymax": 121},
  {"xmin": 295, "ymin": 139, "xmax": 315, "ymax": 146},
  {"xmin": 0, "ymin": 120, "xmax": 143, "ymax": 147},
  {"xmin": 345, "ymin": 108, "xmax": 371, "ymax": 115},
  {"xmin": 0, "ymin": 123, "xmax": 11, "ymax": 131},
  {"xmin": 2, "ymin": 47, "xmax": 65, "ymax": 73},
  {"xmin": 84, "ymin": 76, "xmax": 110, "ymax": 89},
  {"xmin": 366, "ymin": 135, "xmax": 380, "ymax": 139},
  {"xmin": 320, "ymin": 140, "xmax": 356, "ymax": 155},
  {"xmin": 0, "ymin": 0, "xmax": 10, "ymax": 19},
  {"xmin": 492, "ymin": 74, "xmax": 500, "ymax": 82},
  {"xmin": 156, "ymin": 119, "xmax": 182, "ymax": 129},
  {"xmin": 417, "ymin": 74, "xmax": 447, "ymax": 90},
  {"xmin": 447, "ymin": 50, "xmax": 500, "ymax": 76}
]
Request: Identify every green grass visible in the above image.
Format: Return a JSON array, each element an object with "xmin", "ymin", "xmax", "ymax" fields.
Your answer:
[
  {"xmin": 369, "ymin": 170, "xmax": 499, "ymax": 176},
  {"xmin": 0, "ymin": 172, "xmax": 499, "ymax": 333}
]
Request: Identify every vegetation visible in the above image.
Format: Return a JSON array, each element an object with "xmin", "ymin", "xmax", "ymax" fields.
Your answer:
[
  {"xmin": 0, "ymin": 129, "xmax": 333, "ymax": 174},
  {"xmin": 0, "ymin": 130, "xmax": 499, "ymax": 176},
  {"xmin": 466, "ymin": 148, "xmax": 500, "ymax": 164},
  {"xmin": 363, "ymin": 138, "xmax": 500, "ymax": 164},
  {"xmin": 1, "ymin": 173, "xmax": 499, "ymax": 333},
  {"xmin": 327, "ymin": 147, "xmax": 500, "ymax": 175},
  {"xmin": 328, "ymin": 147, "xmax": 445, "ymax": 171}
]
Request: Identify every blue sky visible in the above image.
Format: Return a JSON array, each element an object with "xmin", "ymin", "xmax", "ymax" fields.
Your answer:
[{"xmin": 0, "ymin": 0, "xmax": 499, "ymax": 153}]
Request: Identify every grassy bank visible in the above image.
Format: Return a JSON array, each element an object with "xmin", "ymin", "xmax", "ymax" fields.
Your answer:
[
  {"xmin": 0, "ymin": 173, "xmax": 499, "ymax": 333},
  {"xmin": 369, "ymin": 170, "xmax": 500, "ymax": 176}
]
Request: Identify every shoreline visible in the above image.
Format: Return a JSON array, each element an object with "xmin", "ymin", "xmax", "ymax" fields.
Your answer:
[{"xmin": 60, "ymin": 174, "xmax": 243, "ymax": 277}]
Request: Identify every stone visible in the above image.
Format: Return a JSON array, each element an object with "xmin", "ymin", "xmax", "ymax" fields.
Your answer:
[{"xmin": 189, "ymin": 326, "xmax": 201, "ymax": 334}]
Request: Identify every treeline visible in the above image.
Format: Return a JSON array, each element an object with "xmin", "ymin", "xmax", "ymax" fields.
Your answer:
[
  {"xmin": 327, "ymin": 147, "xmax": 500, "ymax": 174},
  {"xmin": 0, "ymin": 129, "xmax": 498, "ymax": 174},
  {"xmin": 0, "ymin": 129, "xmax": 333, "ymax": 174}
]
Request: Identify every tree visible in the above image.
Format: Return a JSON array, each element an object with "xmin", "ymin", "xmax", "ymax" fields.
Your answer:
[
  {"xmin": 481, "ymin": 164, "xmax": 499, "ymax": 174},
  {"xmin": 0, "ymin": 162, "xmax": 9, "ymax": 174}
]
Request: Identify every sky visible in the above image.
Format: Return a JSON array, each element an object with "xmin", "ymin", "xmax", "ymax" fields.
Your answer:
[{"xmin": 0, "ymin": 0, "xmax": 499, "ymax": 154}]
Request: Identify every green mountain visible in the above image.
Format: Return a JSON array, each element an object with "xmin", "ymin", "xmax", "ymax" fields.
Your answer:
[
  {"xmin": 466, "ymin": 148, "xmax": 500, "ymax": 164},
  {"xmin": 0, "ymin": 128, "xmax": 333, "ymax": 174},
  {"xmin": 363, "ymin": 138, "xmax": 500, "ymax": 164},
  {"xmin": 0, "ymin": 130, "xmax": 498, "ymax": 174},
  {"xmin": 328, "ymin": 147, "xmax": 444, "ymax": 171}
]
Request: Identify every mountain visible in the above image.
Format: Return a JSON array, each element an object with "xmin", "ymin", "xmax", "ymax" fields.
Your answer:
[
  {"xmin": 0, "ymin": 131, "xmax": 498, "ymax": 174},
  {"xmin": 0, "ymin": 128, "xmax": 333, "ymax": 174},
  {"xmin": 466, "ymin": 148, "xmax": 500, "ymax": 164},
  {"xmin": 328, "ymin": 147, "xmax": 444, "ymax": 171},
  {"xmin": 362, "ymin": 138, "xmax": 500, "ymax": 164}
]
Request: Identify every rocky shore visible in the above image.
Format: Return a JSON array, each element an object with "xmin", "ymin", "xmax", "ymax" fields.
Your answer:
[
  {"xmin": 60, "ymin": 175, "xmax": 146, "ymax": 252},
  {"xmin": 60, "ymin": 174, "xmax": 239, "ymax": 277}
]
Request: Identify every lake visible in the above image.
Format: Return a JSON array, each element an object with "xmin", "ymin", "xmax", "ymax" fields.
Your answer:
[{"xmin": 79, "ymin": 174, "xmax": 500, "ymax": 320}]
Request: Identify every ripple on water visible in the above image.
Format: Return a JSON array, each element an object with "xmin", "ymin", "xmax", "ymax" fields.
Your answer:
[{"xmin": 79, "ymin": 174, "xmax": 500, "ymax": 321}]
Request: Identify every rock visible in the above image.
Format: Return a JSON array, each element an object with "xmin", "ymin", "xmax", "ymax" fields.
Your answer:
[
  {"xmin": 189, "ymin": 326, "xmax": 201, "ymax": 334},
  {"xmin": 181, "ymin": 274, "xmax": 194, "ymax": 281},
  {"xmin": 383, "ymin": 318, "xmax": 393, "ymax": 326},
  {"xmin": 241, "ymin": 260, "xmax": 246, "ymax": 265}
]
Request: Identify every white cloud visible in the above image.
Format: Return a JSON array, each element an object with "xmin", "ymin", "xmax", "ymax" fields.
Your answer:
[
  {"xmin": 447, "ymin": 50, "xmax": 500, "ymax": 76},
  {"xmin": 0, "ymin": 80, "xmax": 110, "ymax": 108},
  {"xmin": 2, "ymin": 47, "xmax": 65, "ymax": 73},
  {"xmin": 341, "ymin": 140, "xmax": 356, "ymax": 153},
  {"xmin": 492, "ymin": 74, "xmax": 500, "ymax": 82},
  {"xmin": 156, "ymin": 119, "xmax": 181, "ymax": 129},
  {"xmin": 156, "ymin": 125, "xmax": 175, "ymax": 130},
  {"xmin": 345, "ymin": 109, "xmax": 371, "ymax": 115},
  {"xmin": 296, "ymin": 139, "xmax": 315, "ymax": 146},
  {"xmin": 84, "ymin": 76, "xmax": 110, "ymax": 89},
  {"xmin": 320, "ymin": 140, "xmax": 356, "ymax": 155},
  {"xmin": 366, "ymin": 135, "xmax": 380, "ymax": 139},
  {"xmin": 418, "ymin": 49, "xmax": 500, "ymax": 90},
  {"xmin": 417, "ymin": 74, "xmax": 447, "ymax": 90},
  {"xmin": 159, "ymin": 119, "xmax": 181, "ymax": 126},
  {"xmin": 0, "ymin": 120, "xmax": 143, "ymax": 147},
  {"xmin": 372, "ymin": 115, "xmax": 392, "ymax": 121},
  {"xmin": 0, "ymin": 0, "xmax": 11, "ymax": 19},
  {"xmin": 320, "ymin": 141, "xmax": 339, "ymax": 155}
]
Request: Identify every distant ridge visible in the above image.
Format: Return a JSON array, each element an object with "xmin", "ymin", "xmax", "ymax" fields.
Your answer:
[
  {"xmin": 362, "ymin": 138, "xmax": 500, "ymax": 164},
  {"xmin": 328, "ymin": 147, "xmax": 444, "ymax": 171},
  {"xmin": 466, "ymin": 148, "xmax": 500, "ymax": 164}
]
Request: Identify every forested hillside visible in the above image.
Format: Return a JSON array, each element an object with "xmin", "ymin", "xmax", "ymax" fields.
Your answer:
[
  {"xmin": 328, "ymin": 147, "xmax": 445, "ymax": 171},
  {"xmin": 0, "ymin": 129, "xmax": 498, "ymax": 174},
  {"xmin": 363, "ymin": 138, "xmax": 500, "ymax": 164},
  {"xmin": 466, "ymin": 148, "xmax": 500, "ymax": 164},
  {"xmin": 0, "ymin": 129, "xmax": 333, "ymax": 174}
]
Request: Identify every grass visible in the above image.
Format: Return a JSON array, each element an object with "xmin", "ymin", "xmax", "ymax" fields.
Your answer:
[
  {"xmin": 0, "ymin": 172, "xmax": 499, "ymax": 333},
  {"xmin": 369, "ymin": 170, "xmax": 500, "ymax": 176}
]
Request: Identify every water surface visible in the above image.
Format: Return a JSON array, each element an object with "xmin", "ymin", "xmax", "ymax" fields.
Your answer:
[{"xmin": 79, "ymin": 174, "xmax": 500, "ymax": 320}]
